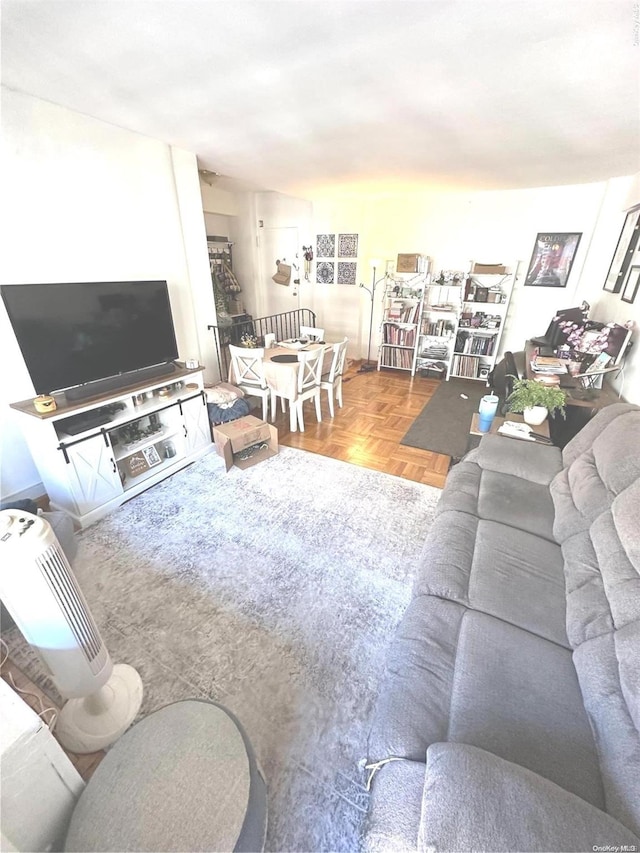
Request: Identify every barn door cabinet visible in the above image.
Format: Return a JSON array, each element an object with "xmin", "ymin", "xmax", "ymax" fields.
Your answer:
[{"xmin": 10, "ymin": 365, "xmax": 212, "ymax": 528}]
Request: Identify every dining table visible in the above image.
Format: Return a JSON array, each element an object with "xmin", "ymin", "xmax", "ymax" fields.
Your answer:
[
  {"xmin": 262, "ymin": 341, "xmax": 331, "ymax": 404},
  {"xmin": 228, "ymin": 341, "xmax": 332, "ymax": 429}
]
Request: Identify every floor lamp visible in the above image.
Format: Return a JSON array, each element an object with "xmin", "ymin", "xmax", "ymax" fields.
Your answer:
[{"xmin": 358, "ymin": 260, "xmax": 386, "ymax": 373}]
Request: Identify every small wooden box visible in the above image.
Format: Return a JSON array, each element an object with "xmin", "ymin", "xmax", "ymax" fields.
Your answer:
[{"xmin": 397, "ymin": 253, "xmax": 421, "ymax": 273}]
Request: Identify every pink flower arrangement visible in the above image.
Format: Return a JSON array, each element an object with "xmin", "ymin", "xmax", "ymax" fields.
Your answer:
[{"xmin": 556, "ymin": 319, "xmax": 634, "ymax": 355}]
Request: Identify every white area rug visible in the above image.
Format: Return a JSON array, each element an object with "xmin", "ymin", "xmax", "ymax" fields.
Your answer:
[{"xmin": 6, "ymin": 447, "xmax": 442, "ymax": 851}]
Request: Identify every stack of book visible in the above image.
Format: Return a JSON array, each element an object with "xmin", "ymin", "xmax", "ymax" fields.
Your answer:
[{"xmin": 531, "ymin": 354, "xmax": 568, "ymax": 376}]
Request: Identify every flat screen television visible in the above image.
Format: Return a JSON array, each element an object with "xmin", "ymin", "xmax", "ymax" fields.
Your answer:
[{"xmin": 1, "ymin": 280, "xmax": 179, "ymax": 401}]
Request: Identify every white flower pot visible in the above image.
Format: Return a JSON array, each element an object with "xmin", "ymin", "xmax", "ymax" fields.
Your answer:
[{"xmin": 523, "ymin": 406, "xmax": 548, "ymax": 426}]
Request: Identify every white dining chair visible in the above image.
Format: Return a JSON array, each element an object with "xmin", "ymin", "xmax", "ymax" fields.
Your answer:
[
  {"xmin": 270, "ymin": 347, "xmax": 324, "ymax": 432},
  {"xmin": 299, "ymin": 325, "xmax": 325, "ymax": 342},
  {"xmin": 320, "ymin": 337, "xmax": 349, "ymax": 417},
  {"xmin": 228, "ymin": 344, "xmax": 270, "ymax": 421}
]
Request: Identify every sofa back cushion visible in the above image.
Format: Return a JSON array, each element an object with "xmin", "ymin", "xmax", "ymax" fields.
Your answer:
[
  {"xmin": 551, "ymin": 407, "xmax": 640, "ymax": 542},
  {"xmin": 561, "ymin": 403, "xmax": 638, "ymax": 467},
  {"xmin": 563, "ymin": 478, "xmax": 640, "ymax": 835}
]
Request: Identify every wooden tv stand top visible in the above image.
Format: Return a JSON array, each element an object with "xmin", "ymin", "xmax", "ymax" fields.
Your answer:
[{"xmin": 10, "ymin": 363, "xmax": 203, "ymax": 421}]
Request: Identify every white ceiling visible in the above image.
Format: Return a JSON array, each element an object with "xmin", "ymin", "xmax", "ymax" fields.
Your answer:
[{"xmin": 2, "ymin": 0, "xmax": 639, "ymax": 197}]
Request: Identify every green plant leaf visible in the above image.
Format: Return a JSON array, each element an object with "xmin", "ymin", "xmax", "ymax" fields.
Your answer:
[{"xmin": 506, "ymin": 377, "xmax": 567, "ymax": 418}]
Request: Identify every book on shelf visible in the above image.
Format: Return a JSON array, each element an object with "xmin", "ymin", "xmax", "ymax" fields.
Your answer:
[
  {"xmin": 421, "ymin": 318, "xmax": 452, "ymax": 337},
  {"xmin": 451, "ymin": 354, "xmax": 481, "ymax": 379},
  {"xmin": 381, "ymin": 347, "xmax": 413, "ymax": 369},
  {"xmin": 454, "ymin": 330, "xmax": 496, "ymax": 356},
  {"xmin": 383, "ymin": 324, "xmax": 416, "ymax": 347},
  {"xmin": 387, "ymin": 300, "xmax": 420, "ymax": 324}
]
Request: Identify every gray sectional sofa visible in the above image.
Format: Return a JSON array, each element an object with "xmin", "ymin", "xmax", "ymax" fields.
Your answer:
[{"xmin": 365, "ymin": 402, "xmax": 640, "ymax": 852}]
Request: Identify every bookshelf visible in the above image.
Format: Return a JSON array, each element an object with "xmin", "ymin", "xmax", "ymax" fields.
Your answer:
[
  {"xmin": 415, "ymin": 274, "xmax": 464, "ymax": 379},
  {"xmin": 449, "ymin": 263, "xmax": 518, "ymax": 381},
  {"xmin": 377, "ymin": 261, "xmax": 431, "ymax": 375}
]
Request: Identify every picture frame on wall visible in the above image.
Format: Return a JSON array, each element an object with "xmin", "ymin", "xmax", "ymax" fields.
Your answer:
[
  {"xmin": 524, "ymin": 232, "xmax": 582, "ymax": 288},
  {"xmin": 603, "ymin": 207, "xmax": 640, "ymax": 293},
  {"xmin": 621, "ymin": 265, "xmax": 640, "ymax": 304}
]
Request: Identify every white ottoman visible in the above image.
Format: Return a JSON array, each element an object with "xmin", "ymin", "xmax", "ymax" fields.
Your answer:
[{"xmin": 64, "ymin": 700, "xmax": 267, "ymax": 852}]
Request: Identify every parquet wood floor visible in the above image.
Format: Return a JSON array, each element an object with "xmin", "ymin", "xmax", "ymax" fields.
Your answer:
[{"xmin": 269, "ymin": 361, "xmax": 450, "ymax": 489}]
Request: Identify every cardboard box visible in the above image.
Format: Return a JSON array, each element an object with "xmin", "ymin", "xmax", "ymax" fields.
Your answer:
[
  {"xmin": 397, "ymin": 253, "xmax": 421, "ymax": 273},
  {"xmin": 213, "ymin": 415, "xmax": 278, "ymax": 471},
  {"xmin": 472, "ymin": 263, "xmax": 507, "ymax": 275}
]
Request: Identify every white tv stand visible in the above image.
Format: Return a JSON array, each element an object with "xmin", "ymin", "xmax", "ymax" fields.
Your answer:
[{"xmin": 10, "ymin": 364, "xmax": 212, "ymax": 528}]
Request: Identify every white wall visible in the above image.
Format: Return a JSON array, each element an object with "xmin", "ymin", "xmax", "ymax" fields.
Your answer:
[
  {"xmin": 577, "ymin": 174, "xmax": 640, "ymax": 400},
  {"xmin": 0, "ymin": 88, "xmax": 208, "ymax": 500},
  {"xmin": 309, "ymin": 179, "xmax": 640, "ymax": 403},
  {"xmin": 200, "ymin": 182, "xmax": 239, "ymax": 217}
]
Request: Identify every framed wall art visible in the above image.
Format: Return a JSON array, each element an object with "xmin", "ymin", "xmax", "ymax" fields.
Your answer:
[
  {"xmin": 524, "ymin": 232, "xmax": 582, "ymax": 288},
  {"xmin": 316, "ymin": 234, "xmax": 335, "ymax": 258},
  {"xmin": 337, "ymin": 261, "xmax": 357, "ymax": 284},
  {"xmin": 316, "ymin": 261, "xmax": 335, "ymax": 284},
  {"xmin": 603, "ymin": 207, "xmax": 640, "ymax": 293},
  {"xmin": 338, "ymin": 233, "xmax": 358, "ymax": 258},
  {"xmin": 621, "ymin": 265, "xmax": 640, "ymax": 304}
]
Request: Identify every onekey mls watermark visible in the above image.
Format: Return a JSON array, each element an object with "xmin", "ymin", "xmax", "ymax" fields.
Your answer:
[
  {"xmin": 592, "ymin": 846, "xmax": 638, "ymax": 852},
  {"xmin": 634, "ymin": 3, "xmax": 640, "ymax": 45}
]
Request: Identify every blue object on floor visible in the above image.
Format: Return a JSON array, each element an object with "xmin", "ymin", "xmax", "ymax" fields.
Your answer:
[{"xmin": 208, "ymin": 397, "xmax": 251, "ymax": 424}]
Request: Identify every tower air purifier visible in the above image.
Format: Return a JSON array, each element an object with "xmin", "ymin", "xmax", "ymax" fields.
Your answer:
[{"xmin": 0, "ymin": 509, "xmax": 142, "ymax": 753}]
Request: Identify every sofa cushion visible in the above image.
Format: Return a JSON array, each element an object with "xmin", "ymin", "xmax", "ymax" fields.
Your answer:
[
  {"xmin": 367, "ymin": 596, "xmax": 461, "ymax": 762},
  {"xmin": 561, "ymin": 403, "xmax": 639, "ymax": 467},
  {"xmin": 552, "ymin": 408, "xmax": 640, "ymax": 542},
  {"xmin": 567, "ymin": 479, "xmax": 640, "ymax": 836},
  {"xmin": 364, "ymin": 759, "xmax": 425, "ymax": 852},
  {"xmin": 478, "ymin": 470, "xmax": 556, "ymax": 541},
  {"xmin": 562, "ymin": 530, "xmax": 613, "ymax": 648},
  {"xmin": 367, "ymin": 596, "xmax": 604, "ymax": 809},
  {"xmin": 414, "ymin": 511, "xmax": 568, "ymax": 646},
  {"xmin": 473, "ymin": 433, "xmax": 563, "ymax": 485},
  {"xmin": 573, "ymin": 627, "xmax": 640, "ymax": 836},
  {"xmin": 436, "ymin": 458, "xmax": 557, "ymax": 542},
  {"xmin": 446, "ymin": 607, "xmax": 603, "ymax": 807},
  {"xmin": 418, "ymin": 743, "xmax": 640, "ymax": 853}
]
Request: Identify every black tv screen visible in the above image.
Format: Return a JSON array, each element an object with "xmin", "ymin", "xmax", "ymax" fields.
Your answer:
[{"xmin": 1, "ymin": 281, "xmax": 179, "ymax": 395}]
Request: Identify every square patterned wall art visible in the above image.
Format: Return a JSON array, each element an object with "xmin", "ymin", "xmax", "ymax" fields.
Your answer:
[
  {"xmin": 337, "ymin": 262, "xmax": 357, "ymax": 285},
  {"xmin": 316, "ymin": 261, "xmax": 335, "ymax": 284},
  {"xmin": 316, "ymin": 234, "xmax": 335, "ymax": 258},
  {"xmin": 338, "ymin": 233, "xmax": 358, "ymax": 258}
]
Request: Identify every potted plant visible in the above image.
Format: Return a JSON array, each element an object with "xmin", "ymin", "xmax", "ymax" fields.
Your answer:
[{"xmin": 507, "ymin": 377, "xmax": 567, "ymax": 425}]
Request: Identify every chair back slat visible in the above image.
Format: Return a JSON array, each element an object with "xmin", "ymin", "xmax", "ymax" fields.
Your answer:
[
  {"xmin": 327, "ymin": 338, "xmax": 348, "ymax": 381},
  {"xmin": 300, "ymin": 325, "xmax": 325, "ymax": 342},
  {"xmin": 297, "ymin": 348, "xmax": 324, "ymax": 392},
  {"xmin": 229, "ymin": 344, "xmax": 266, "ymax": 387}
]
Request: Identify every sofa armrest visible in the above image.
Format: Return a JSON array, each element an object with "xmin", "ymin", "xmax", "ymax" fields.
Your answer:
[
  {"xmin": 419, "ymin": 743, "xmax": 639, "ymax": 853},
  {"xmin": 475, "ymin": 433, "xmax": 563, "ymax": 485}
]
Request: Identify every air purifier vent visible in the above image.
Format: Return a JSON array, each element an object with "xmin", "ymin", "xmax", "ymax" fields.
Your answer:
[{"xmin": 37, "ymin": 542, "xmax": 103, "ymax": 667}]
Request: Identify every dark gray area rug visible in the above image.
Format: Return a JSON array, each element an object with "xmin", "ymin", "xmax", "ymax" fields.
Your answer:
[
  {"xmin": 3, "ymin": 446, "xmax": 442, "ymax": 853},
  {"xmin": 401, "ymin": 378, "xmax": 489, "ymax": 458}
]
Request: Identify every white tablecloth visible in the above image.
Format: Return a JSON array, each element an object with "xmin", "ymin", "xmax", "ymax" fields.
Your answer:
[{"xmin": 229, "ymin": 343, "xmax": 331, "ymax": 403}]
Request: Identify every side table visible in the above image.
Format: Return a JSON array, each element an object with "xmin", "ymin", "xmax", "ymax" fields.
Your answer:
[
  {"xmin": 467, "ymin": 412, "xmax": 551, "ymax": 454},
  {"xmin": 469, "ymin": 412, "xmax": 551, "ymax": 439}
]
